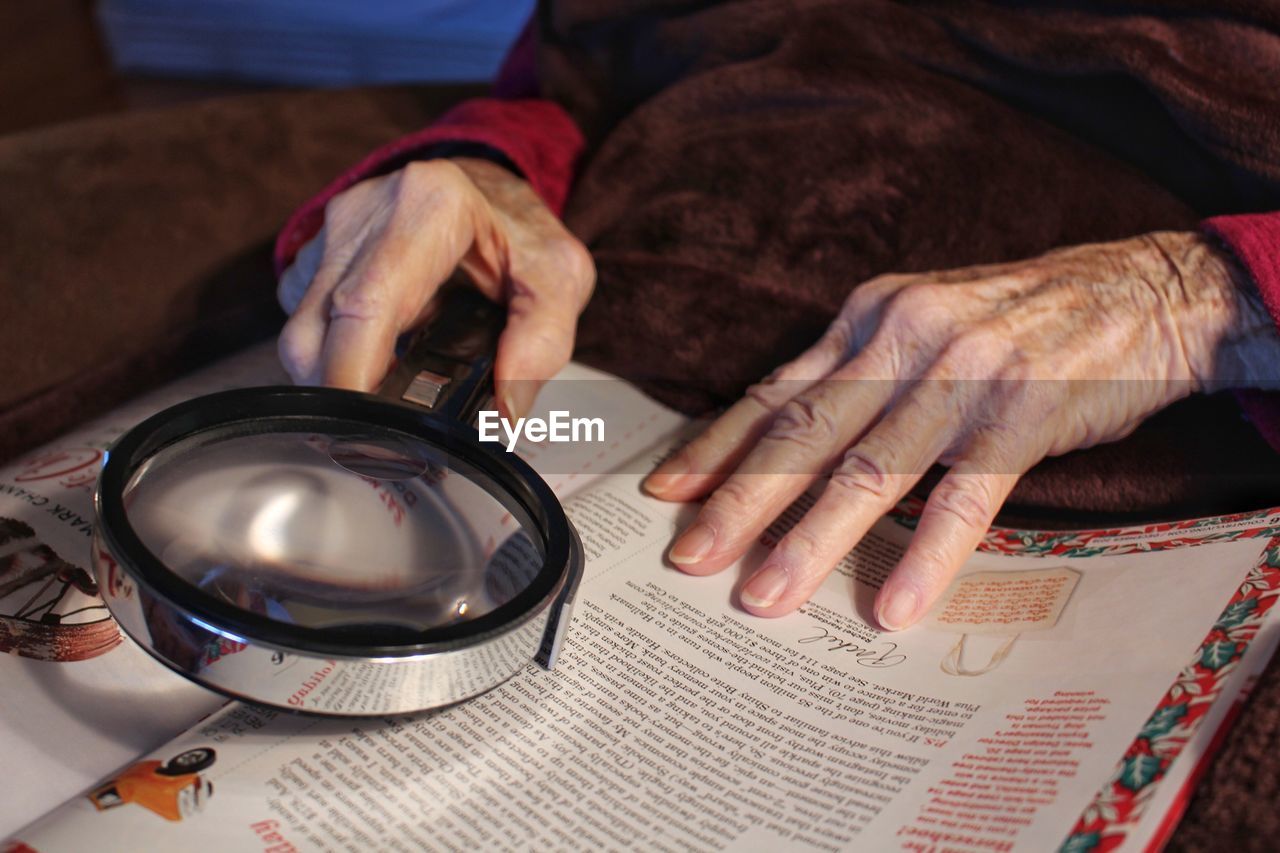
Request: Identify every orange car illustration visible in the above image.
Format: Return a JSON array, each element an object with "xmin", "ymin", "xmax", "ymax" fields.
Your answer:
[{"xmin": 87, "ymin": 748, "xmax": 216, "ymax": 822}]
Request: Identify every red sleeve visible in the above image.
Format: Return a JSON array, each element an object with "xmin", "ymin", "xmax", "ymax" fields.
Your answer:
[
  {"xmin": 1202, "ymin": 211, "xmax": 1280, "ymax": 452},
  {"xmin": 273, "ymin": 20, "xmax": 583, "ymax": 274}
]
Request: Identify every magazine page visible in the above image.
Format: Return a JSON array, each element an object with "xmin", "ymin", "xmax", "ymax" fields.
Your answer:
[
  {"xmin": 0, "ymin": 342, "xmax": 688, "ymax": 840},
  {"xmin": 1117, "ymin": 620, "xmax": 1280, "ymax": 850},
  {"xmin": 9, "ymin": 446, "xmax": 1279, "ymax": 851},
  {"xmin": 0, "ymin": 346, "xmax": 288, "ymax": 837}
]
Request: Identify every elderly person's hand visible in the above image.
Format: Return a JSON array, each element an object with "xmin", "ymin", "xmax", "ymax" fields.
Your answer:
[
  {"xmin": 643, "ymin": 232, "xmax": 1280, "ymax": 630},
  {"xmin": 277, "ymin": 157, "xmax": 595, "ymax": 418}
]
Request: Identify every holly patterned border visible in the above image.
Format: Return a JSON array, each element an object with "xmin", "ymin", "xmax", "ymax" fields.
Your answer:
[{"xmin": 891, "ymin": 498, "xmax": 1280, "ymax": 852}]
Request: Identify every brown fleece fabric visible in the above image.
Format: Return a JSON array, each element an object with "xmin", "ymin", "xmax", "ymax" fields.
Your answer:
[{"xmin": 536, "ymin": 0, "xmax": 1280, "ymax": 521}]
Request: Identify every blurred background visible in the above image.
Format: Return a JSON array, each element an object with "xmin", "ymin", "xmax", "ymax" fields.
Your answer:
[
  {"xmin": 1, "ymin": 0, "xmax": 532, "ymax": 135},
  {"xmin": 0, "ymin": 1, "xmax": 534, "ymax": 464}
]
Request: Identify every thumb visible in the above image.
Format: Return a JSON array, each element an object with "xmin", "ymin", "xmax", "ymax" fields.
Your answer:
[{"xmin": 493, "ymin": 239, "xmax": 595, "ymax": 419}]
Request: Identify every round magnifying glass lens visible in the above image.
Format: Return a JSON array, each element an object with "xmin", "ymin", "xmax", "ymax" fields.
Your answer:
[{"xmin": 120, "ymin": 424, "xmax": 544, "ymax": 635}]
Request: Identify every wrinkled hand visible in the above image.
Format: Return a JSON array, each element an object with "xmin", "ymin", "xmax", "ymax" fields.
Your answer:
[
  {"xmin": 644, "ymin": 232, "xmax": 1278, "ymax": 630},
  {"xmin": 278, "ymin": 158, "xmax": 595, "ymax": 417}
]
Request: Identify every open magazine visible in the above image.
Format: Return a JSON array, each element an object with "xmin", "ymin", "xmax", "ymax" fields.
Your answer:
[{"xmin": 2, "ymin": 342, "xmax": 1278, "ymax": 852}]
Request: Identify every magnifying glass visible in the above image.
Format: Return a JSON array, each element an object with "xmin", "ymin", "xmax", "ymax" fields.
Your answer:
[{"xmin": 92, "ymin": 289, "xmax": 583, "ymax": 716}]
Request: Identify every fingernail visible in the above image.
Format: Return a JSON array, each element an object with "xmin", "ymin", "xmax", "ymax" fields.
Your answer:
[
  {"xmin": 500, "ymin": 389, "xmax": 525, "ymax": 421},
  {"xmin": 643, "ymin": 456, "xmax": 688, "ymax": 496},
  {"xmin": 741, "ymin": 564, "xmax": 789, "ymax": 609},
  {"xmin": 669, "ymin": 522, "xmax": 715, "ymax": 565},
  {"xmin": 876, "ymin": 589, "xmax": 919, "ymax": 632}
]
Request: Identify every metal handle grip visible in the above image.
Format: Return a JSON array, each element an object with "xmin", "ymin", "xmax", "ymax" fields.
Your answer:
[{"xmin": 377, "ymin": 287, "xmax": 506, "ymax": 424}]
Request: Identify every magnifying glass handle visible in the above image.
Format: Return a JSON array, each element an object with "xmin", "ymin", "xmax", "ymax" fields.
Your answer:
[{"xmin": 378, "ymin": 287, "xmax": 506, "ymax": 425}]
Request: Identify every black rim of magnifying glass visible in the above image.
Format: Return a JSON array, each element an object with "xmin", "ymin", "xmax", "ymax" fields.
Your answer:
[{"xmin": 97, "ymin": 386, "xmax": 576, "ymax": 658}]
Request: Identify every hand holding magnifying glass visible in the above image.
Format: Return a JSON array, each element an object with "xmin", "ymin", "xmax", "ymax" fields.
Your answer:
[{"xmin": 276, "ymin": 157, "xmax": 596, "ymax": 419}]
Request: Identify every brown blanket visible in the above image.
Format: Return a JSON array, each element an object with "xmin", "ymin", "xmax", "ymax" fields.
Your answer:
[{"xmin": 535, "ymin": 0, "xmax": 1280, "ymax": 520}]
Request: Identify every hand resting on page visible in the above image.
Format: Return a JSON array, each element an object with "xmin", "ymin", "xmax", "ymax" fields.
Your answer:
[{"xmin": 642, "ymin": 232, "xmax": 1280, "ymax": 631}]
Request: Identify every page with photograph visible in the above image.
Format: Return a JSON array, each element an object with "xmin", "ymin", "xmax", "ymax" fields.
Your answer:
[
  {"xmin": 0, "ymin": 342, "xmax": 688, "ymax": 839},
  {"xmin": 0, "ymin": 346, "xmax": 290, "ymax": 837}
]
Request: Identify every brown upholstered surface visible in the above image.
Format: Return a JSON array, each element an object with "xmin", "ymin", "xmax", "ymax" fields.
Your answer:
[{"xmin": 0, "ymin": 84, "xmax": 483, "ymax": 463}]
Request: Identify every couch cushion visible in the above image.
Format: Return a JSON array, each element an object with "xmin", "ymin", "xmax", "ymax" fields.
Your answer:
[{"xmin": 0, "ymin": 84, "xmax": 482, "ymax": 463}]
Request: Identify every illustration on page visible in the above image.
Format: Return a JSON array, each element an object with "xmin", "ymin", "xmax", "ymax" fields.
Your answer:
[
  {"xmin": 923, "ymin": 566, "xmax": 1082, "ymax": 676},
  {"xmin": 0, "ymin": 516, "xmax": 120, "ymax": 662},
  {"xmin": 87, "ymin": 748, "xmax": 218, "ymax": 822}
]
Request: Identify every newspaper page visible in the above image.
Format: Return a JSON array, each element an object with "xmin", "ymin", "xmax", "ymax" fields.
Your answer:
[
  {"xmin": 0, "ymin": 342, "xmax": 687, "ymax": 840},
  {"xmin": 6, "ymin": 363, "xmax": 1279, "ymax": 852}
]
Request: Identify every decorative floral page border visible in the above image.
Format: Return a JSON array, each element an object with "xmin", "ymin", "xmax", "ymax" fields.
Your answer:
[{"xmin": 888, "ymin": 499, "xmax": 1280, "ymax": 852}]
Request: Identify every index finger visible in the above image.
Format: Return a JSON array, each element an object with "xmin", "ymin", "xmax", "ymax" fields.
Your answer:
[
  {"xmin": 318, "ymin": 219, "xmax": 476, "ymax": 391},
  {"xmin": 321, "ymin": 306, "xmax": 403, "ymax": 391}
]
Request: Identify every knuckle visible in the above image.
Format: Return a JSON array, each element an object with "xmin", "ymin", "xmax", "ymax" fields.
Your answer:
[
  {"xmin": 704, "ymin": 477, "xmax": 756, "ymax": 522},
  {"xmin": 847, "ymin": 336, "xmax": 901, "ymax": 380},
  {"xmin": 767, "ymin": 395, "xmax": 839, "ymax": 450},
  {"xmin": 839, "ymin": 274, "xmax": 912, "ymax": 333},
  {"xmin": 549, "ymin": 237, "xmax": 596, "ymax": 295},
  {"xmin": 987, "ymin": 366, "xmax": 1059, "ymax": 424},
  {"xmin": 325, "ymin": 177, "xmax": 384, "ymax": 220},
  {"xmin": 885, "ymin": 282, "xmax": 945, "ymax": 314},
  {"xmin": 1007, "ymin": 263, "xmax": 1047, "ymax": 286},
  {"xmin": 839, "ymin": 287, "xmax": 878, "ymax": 322},
  {"xmin": 392, "ymin": 161, "xmax": 471, "ymax": 219},
  {"xmin": 993, "ymin": 356, "xmax": 1038, "ymax": 385},
  {"xmin": 820, "ymin": 312, "xmax": 858, "ymax": 361},
  {"xmin": 853, "ymin": 273, "xmax": 912, "ymax": 304},
  {"xmin": 911, "ymin": 379, "xmax": 963, "ymax": 424},
  {"xmin": 879, "ymin": 283, "xmax": 952, "ymax": 339},
  {"xmin": 276, "ymin": 327, "xmax": 308, "ymax": 377},
  {"xmin": 323, "ymin": 189, "xmax": 356, "ymax": 223},
  {"xmin": 328, "ymin": 282, "xmax": 385, "ymax": 321},
  {"xmin": 830, "ymin": 448, "xmax": 892, "ymax": 499},
  {"xmin": 779, "ymin": 524, "xmax": 826, "ymax": 566},
  {"xmin": 937, "ymin": 325, "xmax": 1008, "ymax": 377},
  {"xmin": 926, "ymin": 478, "xmax": 993, "ymax": 531},
  {"xmin": 401, "ymin": 158, "xmax": 465, "ymax": 191},
  {"xmin": 743, "ymin": 378, "xmax": 790, "ymax": 411},
  {"xmin": 517, "ymin": 235, "xmax": 596, "ymax": 311},
  {"xmin": 744, "ymin": 364, "xmax": 805, "ymax": 410}
]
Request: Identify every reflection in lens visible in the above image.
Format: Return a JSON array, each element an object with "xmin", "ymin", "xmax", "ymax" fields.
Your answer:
[
  {"xmin": 245, "ymin": 490, "xmax": 303, "ymax": 564},
  {"xmin": 122, "ymin": 427, "xmax": 545, "ymax": 635},
  {"xmin": 326, "ymin": 436, "xmax": 431, "ymax": 481}
]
